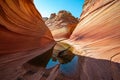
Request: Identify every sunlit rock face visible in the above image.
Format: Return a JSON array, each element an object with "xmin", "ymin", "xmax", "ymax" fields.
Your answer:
[
  {"xmin": 0, "ymin": 0, "xmax": 120, "ymax": 80},
  {"xmin": 45, "ymin": 10, "xmax": 79, "ymax": 41},
  {"xmin": 64, "ymin": 0, "xmax": 120, "ymax": 80},
  {"xmin": 0, "ymin": 0, "xmax": 55, "ymax": 54},
  {"xmin": 0, "ymin": 0, "xmax": 55, "ymax": 80}
]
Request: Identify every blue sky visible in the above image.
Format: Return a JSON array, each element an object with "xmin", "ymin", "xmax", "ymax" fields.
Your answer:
[{"xmin": 34, "ymin": 0, "xmax": 84, "ymax": 18}]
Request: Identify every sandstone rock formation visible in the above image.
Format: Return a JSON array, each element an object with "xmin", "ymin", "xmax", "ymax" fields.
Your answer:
[
  {"xmin": 0, "ymin": 0, "xmax": 55, "ymax": 54},
  {"xmin": 63, "ymin": 0, "xmax": 120, "ymax": 80},
  {"xmin": 45, "ymin": 10, "xmax": 79, "ymax": 41},
  {"xmin": 0, "ymin": 0, "xmax": 120, "ymax": 80},
  {"xmin": 0, "ymin": 0, "xmax": 55, "ymax": 80},
  {"xmin": 43, "ymin": 17, "xmax": 48, "ymax": 22}
]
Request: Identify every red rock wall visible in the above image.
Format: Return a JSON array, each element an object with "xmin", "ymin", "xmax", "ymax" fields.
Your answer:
[
  {"xmin": 0, "ymin": 0, "xmax": 120, "ymax": 80},
  {"xmin": 70, "ymin": 0, "xmax": 120, "ymax": 60},
  {"xmin": 0, "ymin": 0, "xmax": 55, "ymax": 53},
  {"xmin": 64, "ymin": 0, "xmax": 120, "ymax": 80},
  {"xmin": 0, "ymin": 0, "xmax": 55, "ymax": 80}
]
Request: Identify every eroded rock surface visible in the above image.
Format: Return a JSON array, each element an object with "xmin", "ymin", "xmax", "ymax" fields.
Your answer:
[
  {"xmin": 0, "ymin": 0, "xmax": 55, "ymax": 80},
  {"xmin": 0, "ymin": 0, "xmax": 55, "ymax": 53},
  {"xmin": 63, "ymin": 0, "xmax": 120, "ymax": 80},
  {"xmin": 45, "ymin": 10, "xmax": 79, "ymax": 41},
  {"xmin": 0, "ymin": 0, "xmax": 120, "ymax": 80}
]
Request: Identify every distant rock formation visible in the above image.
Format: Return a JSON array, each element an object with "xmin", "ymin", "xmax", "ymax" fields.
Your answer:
[
  {"xmin": 45, "ymin": 10, "xmax": 79, "ymax": 41},
  {"xmin": 42, "ymin": 17, "xmax": 48, "ymax": 22},
  {"xmin": 0, "ymin": 0, "xmax": 120, "ymax": 80},
  {"xmin": 49, "ymin": 13, "xmax": 56, "ymax": 19}
]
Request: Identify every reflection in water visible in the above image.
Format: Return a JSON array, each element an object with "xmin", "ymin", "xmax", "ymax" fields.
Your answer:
[
  {"xmin": 46, "ymin": 54, "xmax": 79, "ymax": 78},
  {"xmin": 57, "ymin": 49, "xmax": 75, "ymax": 64},
  {"xmin": 60, "ymin": 56, "xmax": 79, "ymax": 77},
  {"xmin": 27, "ymin": 42, "xmax": 79, "ymax": 77},
  {"xmin": 46, "ymin": 59, "xmax": 59, "ymax": 69},
  {"xmin": 45, "ymin": 42, "xmax": 79, "ymax": 77},
  {"xmin": 46, "ymin": 47, "xmax": 79, "ymax": 77},
  {"xmin": 46, "ymin": 48, "xmax": 76, "ymax": 68}
]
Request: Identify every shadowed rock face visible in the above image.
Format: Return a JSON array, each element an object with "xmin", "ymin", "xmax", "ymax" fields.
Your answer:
[{"xmin": 45, "ymin": 10, "xmax": 79, "ymax": 41}]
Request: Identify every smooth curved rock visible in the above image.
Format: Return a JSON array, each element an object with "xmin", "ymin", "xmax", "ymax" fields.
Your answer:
[
  {"xmin": 63, "ymin": 0, "xmax": 120, "ymax": 80},
  {"xmin": 0, "ymin": 0, "xmax": 120, "ymax": 80},
  {"xmin": 0, "ymin": 0, "xmax": 55, "ymax": 53},
  {"xmin": 0, "ymin": 0, "xmax": 55, "ymax": 80}
]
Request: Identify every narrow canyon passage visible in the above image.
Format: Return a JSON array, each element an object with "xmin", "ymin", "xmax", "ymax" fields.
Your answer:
[{"xmin": 0, "ymin": 0, "xmax": 120, "ymax": 80}]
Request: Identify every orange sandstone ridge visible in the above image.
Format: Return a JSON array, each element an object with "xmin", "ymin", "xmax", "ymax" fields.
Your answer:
[
  {"xmin": 0, "ymin": 0, "xmax": 55, "ymax": 53},
  {"xmin": 0, "ymin": 0, "xmax": 120, "ymax": 80},
  {"xmin": 0, "ymin": 0, "xmax": 55, "ymax": 80}
]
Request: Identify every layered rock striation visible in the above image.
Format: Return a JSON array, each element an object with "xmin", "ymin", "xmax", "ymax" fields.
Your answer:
[
  {"xmin": 0, "ymin": 0, "xmax": 120, "ymax": 80},
  {"xmin": 45, "ymin": 10, "xmax": 79, "ymax": 41},
  {"xmin": 0, "ymin": 0, "xmax": 55, "ymax": 80},
  {"xmin": 63, "ymin": 0, "xmax": 120, "ymax": 80},
  {"xmin": 0, "ymin": 0, "xmax": 55, "ymax": 53}
]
